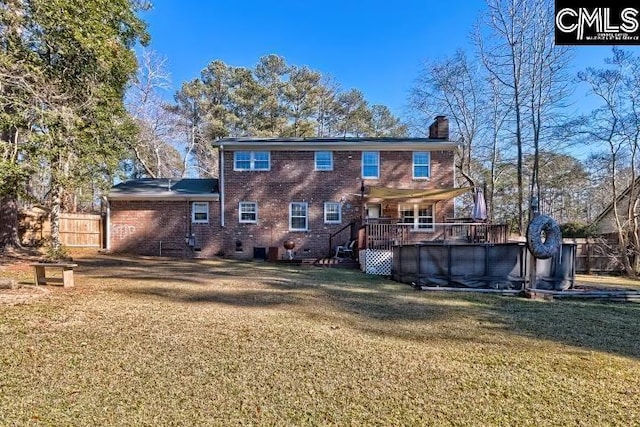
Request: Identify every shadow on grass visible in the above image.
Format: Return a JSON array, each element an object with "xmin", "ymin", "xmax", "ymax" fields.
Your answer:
[
  {"xmin": 121, "ymin": 286, "xmax": 299, "ymax": 307},
  {"xmin": 77, "ymin": 255, "xmax": 640, "ymax": 359},
  {"xmin": 481, "ymin": 296, "xmax": 640, "ymax": 359}
]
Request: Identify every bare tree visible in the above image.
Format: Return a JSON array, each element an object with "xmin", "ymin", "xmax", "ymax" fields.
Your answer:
[
  {"xmin": 126, "ymin": 49, "xmax": 184, "ymax": 178},
  {"xmin": 475, "ymin": 0, "xmax": 571, "ymax": 234},
  {"xmin": 578, "ymin": 48, "xmax": 640, "ymax": 276},
  {"xmin": 410, "ymin": 50, "xmax": 484, "ymax": 188}
]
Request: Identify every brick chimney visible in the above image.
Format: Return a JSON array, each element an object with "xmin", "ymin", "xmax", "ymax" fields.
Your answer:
[{"xmin": 428, "ymin": 115, "xmax": 449, "ymax": 139}]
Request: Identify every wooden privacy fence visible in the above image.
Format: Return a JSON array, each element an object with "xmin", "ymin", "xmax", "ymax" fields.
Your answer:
[
  {"xmin": 20, "ymin": 210, "xmax": 104, "ymax": 248},
  {"xmin": 567, "ymin": 238, "xmax": 622, "ymax": 274},
  {"xmin": 59, "ymin": 213, "xmax": 103, "ymax": 247}
]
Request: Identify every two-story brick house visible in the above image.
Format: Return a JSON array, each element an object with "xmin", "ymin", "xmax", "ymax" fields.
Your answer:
[
  {"xmin": 107, "ymin": 116, "xmax": 468, "ymax": 260},
  {"xmin": 215, "ymin": 116, "xmax": 463, "ymax": 259}
]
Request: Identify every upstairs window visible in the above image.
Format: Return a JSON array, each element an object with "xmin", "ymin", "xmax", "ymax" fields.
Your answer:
[
  {"xmin": 315, "ymin": 151, "xmax": 333, "ymax": 171},
  {"xmin": 234, "ymin": 151, "xmax": 270, "ymax": 171},
  {"xmin": 362, "ymin": 151, "xmax": 379, "ymax": 179},
  {"xmin": 239, "ymin": 202, "xmax": 258, "ymax": 223},
  {"xmin": 324, "ymin": 202, "xmax": 341, "ymax": 223},
  {"xmin": 192, "ymin": 202, "xmax": 209, "ymax": 223},
  {"xmin": 290, "ymin": 202, "xmax": 308, "ymax": 231},
  {"xmin": 413, "ymin": 152, "xmax": 431, "ymax": 179}
]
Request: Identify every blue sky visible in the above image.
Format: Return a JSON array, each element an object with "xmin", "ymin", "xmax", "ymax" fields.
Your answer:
[{"xmin": 141, "ymin": 1, "xmax": 638, "ymax": 120}]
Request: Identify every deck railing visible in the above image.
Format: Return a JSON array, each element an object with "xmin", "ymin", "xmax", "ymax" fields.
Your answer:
[{"xmin": 360, "ymin": 222, "xmax": 509, "ymax": 250}]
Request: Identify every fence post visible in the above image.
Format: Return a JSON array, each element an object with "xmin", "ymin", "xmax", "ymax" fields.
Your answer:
[{"xmin": 586, "ymin": 239, "xmax": 591, "ymax": 275}]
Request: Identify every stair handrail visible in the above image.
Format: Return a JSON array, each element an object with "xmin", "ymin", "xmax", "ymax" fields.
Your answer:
[{"xmin": 328, "ymin": 220, "xmax": 356, "ymax": 256}]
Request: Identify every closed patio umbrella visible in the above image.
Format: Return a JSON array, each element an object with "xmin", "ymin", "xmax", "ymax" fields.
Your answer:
[{"xmin": 472, "ymin": 188, "xmax": 487, "ymax": 222}]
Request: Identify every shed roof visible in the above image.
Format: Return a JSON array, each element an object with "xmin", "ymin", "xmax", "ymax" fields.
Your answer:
[{"xmin": 108, "ymin": 178, "xmax": 219, "ymax": 201}]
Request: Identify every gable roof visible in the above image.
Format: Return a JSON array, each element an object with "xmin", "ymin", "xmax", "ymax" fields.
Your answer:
[
  {"xmin": 108, "ymin": 178, "xmax": 219, "ymax": 201},
  {"xmin": 214, "ymin": 137, "xmax": 458, "ymax": 151},
  {"xmin": 592, "ymin": 175, "xmax": 640, "ymax": 226}
]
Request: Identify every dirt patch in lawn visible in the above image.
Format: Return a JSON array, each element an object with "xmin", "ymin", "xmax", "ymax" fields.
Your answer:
[
  {"xmin": 0, "ymin": 248, "xmax": 50, "ymax": 305},
  {"xmin": 0, "ymin": 285, "xmax": 49, "ymax": 305}
]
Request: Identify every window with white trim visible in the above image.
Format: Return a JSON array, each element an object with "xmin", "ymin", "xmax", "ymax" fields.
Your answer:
[
  {"xmin": 289, "ymin": 202, "xmax": 308, "ymax": 231},
  {"xmin": 413, "ymin": 152, "xmax": 431, "ymax": 178},
  {"xmin": 315, "ymin": 151, "xmax": 333, "ymax": 171},
  {"xmin": 239, "ymin": 202, "xmax": 258, "ymax": 223},
  {"xmin": 398, "ymin": 203, "xmax": 434, "ymax": 231},
  {"xmin": 234, "ymin": 151, "xmax": 270, "ymax": 171},
  {"xmin": 192, "ymin": 202, "xmax": 209, "ymax": 223},
  {"xmin": 324, "ymin": 202, "xmax": 341, "ymax": 223},
  {"xmin": 362, "ymin": 151, "xmax": 379, "ymax": 179}
]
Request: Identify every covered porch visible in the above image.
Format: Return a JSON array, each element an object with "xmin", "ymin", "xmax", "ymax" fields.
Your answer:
[{"xmin": 353, "ymin": 185, "xmax": 508, "ymax": 275}]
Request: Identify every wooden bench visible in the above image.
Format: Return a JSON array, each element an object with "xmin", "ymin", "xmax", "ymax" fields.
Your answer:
[{"xmin": 30, "ymin": 263, "xmax": 78, "ymax": 288}]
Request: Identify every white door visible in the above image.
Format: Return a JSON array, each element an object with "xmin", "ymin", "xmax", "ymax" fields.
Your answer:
[{"xmin": 366, "ymin": 204, "xmax": 381, "ymax": 219}]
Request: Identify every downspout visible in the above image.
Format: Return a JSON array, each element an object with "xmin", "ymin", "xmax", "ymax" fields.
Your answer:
[
  {"xmin": 104, "ymin": 196, "xmax": 110, "ymax": 251},
  {"xmin": 220, "ymin": 145, "xmax": 225, "ymax": 227},
  {"xmin": 187, "ymin": 198, "xmax": 192, "ymax": 242},
  {"xmin": 452, "ymin": 149, "xmax": 457, "ymax": 219}
]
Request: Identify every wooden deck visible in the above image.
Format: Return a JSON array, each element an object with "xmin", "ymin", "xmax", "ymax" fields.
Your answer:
[{"xmin": 359, "ymin": 222, "xmax": 509, "ymax": 250}]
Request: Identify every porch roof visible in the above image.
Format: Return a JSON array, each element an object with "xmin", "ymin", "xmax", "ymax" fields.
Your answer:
[{"xmin": 366, "ymin": 186, "xmax": 470, "ymax": 201}]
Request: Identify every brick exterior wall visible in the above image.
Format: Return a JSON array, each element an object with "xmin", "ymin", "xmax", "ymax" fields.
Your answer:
[
  {"xmin": 109, "ymin": 200, "xmax": 221, "ymax": 258},
  {"xmin": 222, "ymin": 149, "xmax": 455, "ymax": 259}
]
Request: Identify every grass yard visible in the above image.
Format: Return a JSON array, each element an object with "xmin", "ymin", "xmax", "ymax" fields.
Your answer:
[
  {"xmin": 576, "ymin": 273, "xmax": 640, "ymax": 291},
  {"xmin": 1, "ymin": 254, "xmax": 640, "ymax": 426}
]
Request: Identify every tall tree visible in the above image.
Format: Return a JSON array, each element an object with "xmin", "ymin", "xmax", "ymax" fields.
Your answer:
[
  {"xmin": 578, "ymin": 48, "xmax": 640, "ymax": 276},
  {"xmin": 283, "ymin": 65, "xmax": 322, "ymax": 137},
  {"xmin": 253, "ymin": 54, "xmax": 288, "ymax": 136},
  {"xmin": 0, "ymin": 0, "xmax": 149, "ymax": 251},
  {"xmin": 475, "ymin": 0, "xmax": 572, "ymax": 234},
  {"xmin": 315, "ymin": 75, "xmax": 341, "ymax": 137},
  {"xmin": 126, "ymin": 49, "xmax": 183, "ymax": 178},
  {"xmin": 410, "ymin": 50, "xmax": 484, "ymax": 188},
  {"xmin": 336, "ymin": 89, "xmax": 372, "ymax": 137},
  {"xmin": 169, "ymin": 55, "xmax": 400, "ymax": 146},
  {"xmin": 0, "ymin": 0, "xmax": 42, "ymax": 248},
  {"xmin": 370, "ymin": 105, "xmax": 408, "ymax": 137}
]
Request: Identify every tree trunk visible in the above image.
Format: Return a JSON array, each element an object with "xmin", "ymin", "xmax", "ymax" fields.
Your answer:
[
  {"xmin": 0, "ymin": 195, "xmax": 21, "ymax": 250},
  {"xmin": 50, "ymin": 185, "xmax": 63, "ymax": 251}
]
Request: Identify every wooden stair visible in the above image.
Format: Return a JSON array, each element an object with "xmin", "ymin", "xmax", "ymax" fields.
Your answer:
[
  {"xmin": 309, "ymin": 257, "xmax": 360, "ymax": 269},
  {"xmin": 273, "ymin": 257, "xmax": 360, "ymax": 269}
]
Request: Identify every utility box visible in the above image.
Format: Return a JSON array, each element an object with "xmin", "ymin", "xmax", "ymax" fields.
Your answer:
[{"xmin": 268, "ymin": 247, "xmax": 279, "ymax": 262}]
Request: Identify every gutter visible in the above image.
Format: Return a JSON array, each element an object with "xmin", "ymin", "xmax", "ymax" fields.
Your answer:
[
  {"xmin": 212, "ymin": 140, "xmax": 459, "ymax": 152},
  {"xmin": 106, "ymin": 194, "xmax": 220, "ymax": 201}
]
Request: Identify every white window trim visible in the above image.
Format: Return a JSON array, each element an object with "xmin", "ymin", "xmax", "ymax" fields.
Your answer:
[
  {"xmin": 398, "ymin": 203, "xmax": 434, "ymax": 232},
  {"xmin": 239, "ymin": 201, "xmax": 258, "ymax": 224},
  {"xmin": 192, "ymin": 202, "xmax": 209, "ymax": 224},
  {"xmin": 413, "ymin": 151, "xmax": 431, "ymax": 179},
  {"xmin": 362, "ymin": 151, "xmax": 380, "ymax": 179},
  {"xmin": 233, "ymin": 151, "xmax": 271, "ymax": 171},
  {"xmin": 314, "ymin": 151, "xmax": 334, "ymax": 171},
  {"xmin": 324, "ymin": 202, "xmax": 342, "ymax": 224},
  {"xmin": 289, "ymin": 202, "xmax": 309, "ymax": 231}
]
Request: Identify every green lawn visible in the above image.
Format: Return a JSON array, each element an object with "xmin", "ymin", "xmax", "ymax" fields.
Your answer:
[{"xmin": 1, "ymin": 255, "xmax": 640, "ymax": 425}]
